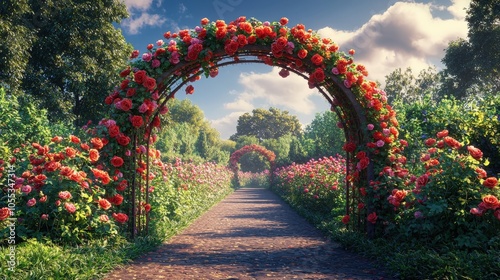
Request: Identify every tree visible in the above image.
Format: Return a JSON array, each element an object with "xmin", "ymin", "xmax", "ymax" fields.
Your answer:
[
  {"xmin": 304, "ymin": 110, "xmax": 345, "ymax": 158},
  {"xmin": 0, "ymin": 0, "xmax": 133, "ymax": 125},
  {"xmin": 384, "ymin": 67, "xmax": 440, "ymax": 104},
  {"xmin": 230, "ymin": 107, "xmax": 302, "ymax": 141},
  {"xmin": 441, "ymin": 0, "xmax": 500, "ymax": 99}
]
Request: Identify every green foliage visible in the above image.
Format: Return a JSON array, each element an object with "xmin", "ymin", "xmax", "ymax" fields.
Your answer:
[
  {"xmin": 303, "ymin": 110, "xmax": 345, "ymax": 159},
  {"xmin": 384, "ymin": 67, "xmax": 441, "ymax": 103},
  {"xmin": 441, "ymin": 0, "xmax": 500, "ymax": 99},
  {"xmin": 0, "ymin": 88, "xmax": 53, "ymax": 154},
  {"xmin": 230, "ymin": 107, "xmax": 303, "ymax": 141},
  {"xmin": 0, "ymin": 0, "xmax": 133, "ymax": 125},
  {"xmin": 156, "ymin": 99, "xmax": 230, "ymax": 164},
  {"xmin": 395, "ymin": 93, "xmax": 500, "ymax": 175}
]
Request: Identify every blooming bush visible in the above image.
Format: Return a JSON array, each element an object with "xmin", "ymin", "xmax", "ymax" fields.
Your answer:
[
  {"xmin": 273, "ymin": 155, "xmax": 346, "ymax": 215},
  {"xmin": 0, "ymin": 134, "xmax": 125, "ymax": 244},
  {"xmin": 380, "ymin": 129, "xmax": 500, "ymax": 249},
  {"xmin": 147, "ymin": 158, "xmax": 233, "ymax": 237}
]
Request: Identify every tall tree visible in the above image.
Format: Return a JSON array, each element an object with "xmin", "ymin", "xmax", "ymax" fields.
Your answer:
[
  {"xmin": 442, "ymin": 0, "xmax": 500, "ymax": 99},
  {"xmin": 230, "ymin": 108, "xmax": 302, "ymax": 141},
  {"xmin": 384, "ymin": 67, "xmax": 440, "ymax": 104},
  {"xmin": 0, "ymin": 0, "xmax": 133, "ymax": 125},
  {"xmin": 304, "ymin": 110, "xmax": 345, "ymax": 158}
]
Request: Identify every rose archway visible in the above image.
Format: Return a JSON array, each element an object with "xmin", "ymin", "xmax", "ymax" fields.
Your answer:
[
  {"xmin": 99, "ymin": 16, "xmax": 406, "ymax": 238},
  {"xmin": 229, "ymin": 144, "xmax": 276, "ymax": 186}
]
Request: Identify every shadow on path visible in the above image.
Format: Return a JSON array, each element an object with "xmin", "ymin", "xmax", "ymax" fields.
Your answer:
[{"xmin": 105, "ymin": 188, "xmax": 397, "ymax": 280}]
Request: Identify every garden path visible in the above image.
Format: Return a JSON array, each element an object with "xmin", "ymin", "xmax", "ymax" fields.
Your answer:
[{"xmin": 105, "ymin": 188, "xmax": 396, "ymax": 280}]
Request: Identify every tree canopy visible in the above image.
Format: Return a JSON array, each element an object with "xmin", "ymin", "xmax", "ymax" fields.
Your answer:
[
  {"xmin": 0, "ymin": 0, "xmax": 133, "ymax": 125},
  {"xmin": 441, "ymin": 0, "xmax": 499, "ymax": 98},
  {"xmin": 230, "ymin": 108, "xmax": 303, "ymax": 141}
]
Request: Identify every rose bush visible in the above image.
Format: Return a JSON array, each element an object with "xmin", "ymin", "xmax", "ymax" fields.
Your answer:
[{"xmin": 273, "ymin": 155, "xmax": 346, "ymax": 215}]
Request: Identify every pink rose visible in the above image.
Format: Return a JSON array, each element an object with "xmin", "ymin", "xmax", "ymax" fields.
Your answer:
[
  {"xmin": 376, "ymin": 140, "xmax": 385, "ymax": 147},
  {"xmin": 21, "ymin": 185, "xmax": 32, "ymax": 194},
  {"xmin": 142, "ymin": 52, "xmax": 152, "ymax": 62},
  {"xmin": 27, "ymin": 198, "xmax": 36, "ymax": 207},
  {"xmin": 151, "ymin": 59, "xmax": 161, "ymax": 68},
  {"xmin": 64, "ymin": 202, "xmax": 76, "ymax": 214},
  {"xmin": 367, "ymin": 124, "xmax": 374, "ymax": 130}
]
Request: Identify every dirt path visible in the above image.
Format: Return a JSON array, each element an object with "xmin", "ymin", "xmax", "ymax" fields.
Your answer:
[{"xmin": 105, "ymin": 188, "xmax": 396, "ymax": 280}]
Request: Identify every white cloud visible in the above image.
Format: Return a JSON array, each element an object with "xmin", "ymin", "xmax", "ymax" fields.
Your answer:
[
  {"xmin": 224, "ymin": 98, "xmax": 254, "ymax": 111},
  {"xmin": 447, "ymin": 0, "xmax": 470, "ymax": 20},
  {"xmin": 122, "ymin": 0, "xmax": 154, "ymax": 11},
  {"xmin": 236, "ymin": 68, "xmax": 318, "ymax": 114},
  {"xmin": 121, "ymin": 0, "xmax": 170, "ymax": 34},
  {"xmin": 317, "ymin": 1, "xmax": 469, "ymax": 85},
  {"xmin": 210, "ymin": 111, "xmax": 247, "ymax": 139},
  {"xmin": 121, "ymin": 12, "xmax": 166, "ymax": 35},
  {"xmin": 210, "ymin": 67, "xmax": 320, "ymax": 139}
]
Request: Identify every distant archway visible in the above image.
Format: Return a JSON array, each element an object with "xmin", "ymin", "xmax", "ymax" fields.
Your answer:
[
  {"xmin": 229, "ymin": 144, "xmax": 276, "ymax": 187},
  {"xmin": 100, "ymin": 16, "xmax": 406, "ymax": 238}
]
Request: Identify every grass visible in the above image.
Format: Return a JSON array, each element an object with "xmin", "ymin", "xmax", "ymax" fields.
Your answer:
[{"xmin": 0, "ymin": 188, "xmax": 233, "ymax": 280}]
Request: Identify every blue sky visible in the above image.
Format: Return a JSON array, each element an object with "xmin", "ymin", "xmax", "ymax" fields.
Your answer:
[{"xmin": 118, "ymin": 0, "xmax": 470, "ymax": 139}]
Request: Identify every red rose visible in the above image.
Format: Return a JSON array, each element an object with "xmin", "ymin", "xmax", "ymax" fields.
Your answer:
[
  {"xmin": 342, "ymin": 142, "xmax": 356, "ymax": 153},
  {"xmin": 108, "ymin": 125, "xmax": 120, "ymax": 138},
  {"xmin": 65, "ymin": 147, "xmax": 77, "ymax": 158},
  {"xmin": 143, "ymin": 77, "xmax": 156, "ymax": 92},
  {"xmin": 70, "ymin": 135, "xmax": 80, "ymax": 143},
  {"xmin": 467, "ymin": 145, "xmax": 483, "ymax": 160},
  {"xmin": 91, "ymin": 137, "xmax": 104, "ymax": 150},
  {"xmin": 126, "ymin": 88, "xmax": 136, "ymax": 97},
  {"xmin": 436, "ymin": 129, "xmax": 448, "ymax": 138},
  {"xmin": 89, "ymin": 149, "xmax": 100, "ymax": 162},
  {"xmin": 476, "ymin": 168, "xmax": 487, "ymax": 179},
  {"xmin": 311, "ymin": 68, "xmax": 325, "ymax": 83},
  {"xmin": 416, "ymin": 174, "xmax": 430, "ymax": 188},
  {"xmin": 444, "ymin": 136, "xmax": 461, "ymax": 149},
  {"xmin": 112, "ymin": 212, "xmax": 128, "ymax": 224},
  {"xmin": 185, "ymin": 85, "xmax": 195, "ymax": 95},
  {"xmin": 116, "ymin": 180, "xmax": 128, "ymax": 191},
  {"xmin": 134, "ymin": 70, "xmax": 147, "ymax": 85},
  {"xmin": 117, "ymin": 134, "xmax": 131, "ymax": 146},
  {"xmin": 120, "ymin": 79, "xmax": 129, "ymax": 90},
  {"xmin": 110, "ymin": 156, "xmax": 124, "ymax": 168},
  {"xmin": 98, "ymin": 198, "xmax": 112, "ymax": 210},
  {"xmin": 341, "ymin": 215, "xmax": 350, "ymax": 225},
  {"xmin": 130, "ymin": 115, "xmax": 144, "ymax": 128},
  {"xmin": 367, "ymin": 212, "xmax": 378, "ymax": 224},
  {"xmin": 311, "ymin": 53, "xmax": 324, "ymax": 66},
  {"xmin": 297, "ymin": 49, "xmax": 308, "ymax": 59},
  {"xmin": 109, "ymin": 194, "xmax": 124, "ymax": 205},
  {"xmin": 119, "ymin": 67, "xmax": 131, "ymax": 77},
  {"xmin": 118, "ymin": 98, "xmax": 133, "ymax": 111},
  {"xmin": 279, "ymin": 17, "xmax": 288, "ymax": 25},
  {"xmin": 482, "ymin": 195, "xmax": 500, "ymax": 210},
  {"xmin": 424, "ymin": 138, "xmax": 436, "ymax": 147},
  {"xmin": 0, "ymin": 207, "xmax": 11, "ymax": 220},
  {"xmin": 483, "ymin": 177, "xmax": 498, "ymax": 189},
  {"xmin": 44, "ymin": 161, "xmax": 61, "ymax": 172}
]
